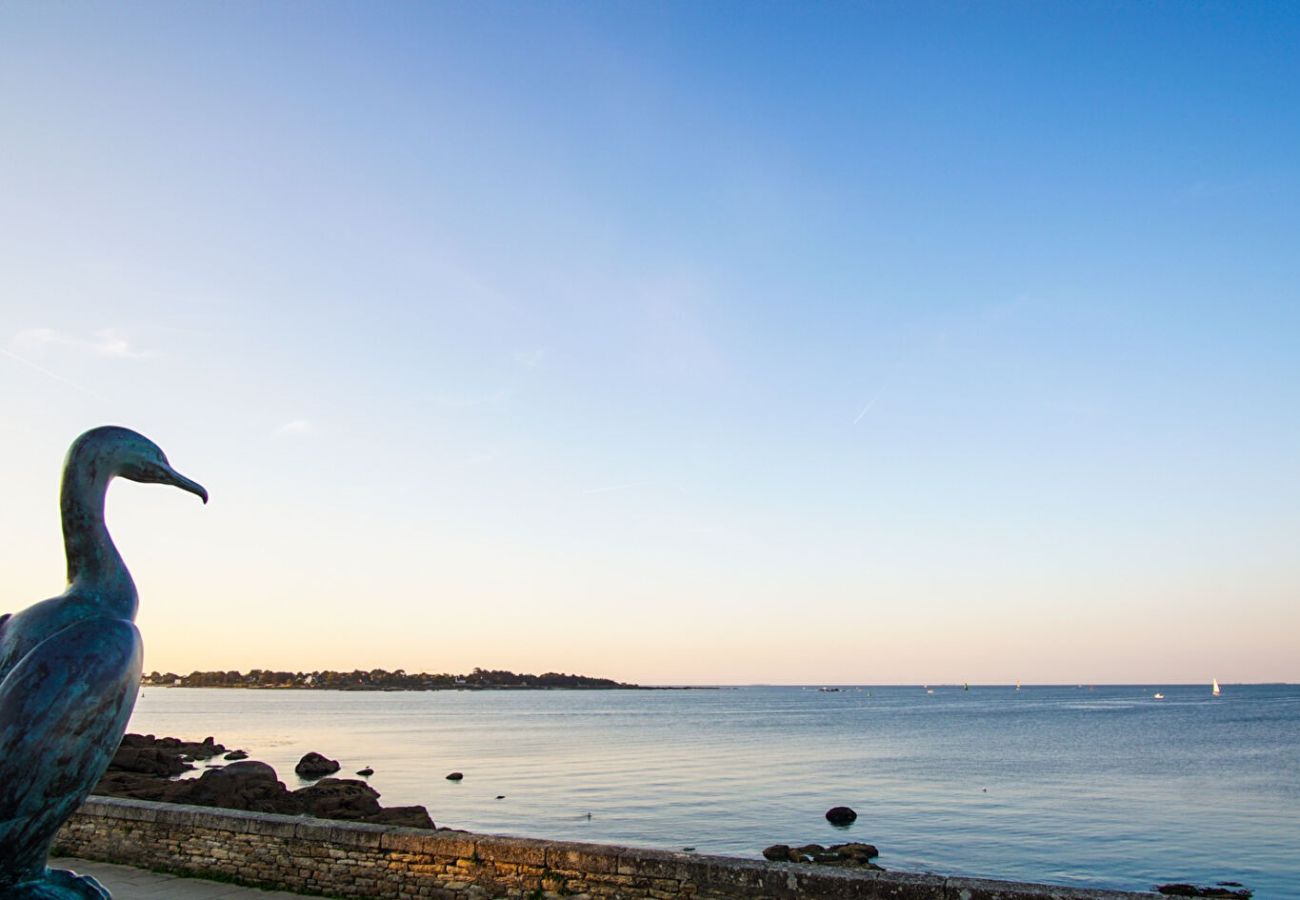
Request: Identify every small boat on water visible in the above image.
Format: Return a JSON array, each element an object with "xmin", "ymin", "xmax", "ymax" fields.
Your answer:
[
  {"xmin": 1153, "ymin": 692, "xmax": 1165, "ymax": 700},
  {"xmin": 1212, "ymin": 678, "xmax": 1221, "ymax": 697}
]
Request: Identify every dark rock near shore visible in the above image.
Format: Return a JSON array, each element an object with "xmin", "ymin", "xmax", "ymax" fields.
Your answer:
[
  {"xmin": 183, "ymin": 761, "xmax": 301, "ymax": 815},
  {"xmin": 831, "ymin": 842, "xmax": 879, "ymax": 863},
  {"xmin": 110, "ymin": 745, "xmax": 193, "ymax": 777},
  {"xmin": 93, "ymin": 734, "xmax": 435, "ymax": 830},
  {"xmin": 762, "ymin": 842, "xmax": 881, "ymax": 869},
  {"xmin": 1157, "ymin": 885, "xmax": 1252, "ymax": 899},
  {"xmin": 296, "ymin": 778, "xmax": 382, "ymax": 819},
  {"xmin": 445, "ymin": 771, "xmax": 463, "ymax": 781},
  {"xmin": 224, "ymin": 749, "xmax": 249, "ymax": 761},
  {"xmin": 825, "ymin": 806, "xmax": 857, "ymax": 825},
  {"xmin": 356, "ymin": 767, "xmax": 374, "ymax": 777},
  {"xmin": 111, "ymin": 734, "xmax": 228, "ymax": 776},
  {"xmin": 364, "ymin": 805, "xmax": 435, "ymax": 828},
  {"xmin": 295, "ymin": 751, "xmax": 341, "ymax": 778},
  {"xmin": 94, "ymin": 770, "xmax": 171, "ymax": 801}
]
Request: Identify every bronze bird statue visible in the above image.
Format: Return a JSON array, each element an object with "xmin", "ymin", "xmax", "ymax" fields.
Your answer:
[{"xmin": 0, "ymin": 426, "xmax": 206, "ymax": 898}]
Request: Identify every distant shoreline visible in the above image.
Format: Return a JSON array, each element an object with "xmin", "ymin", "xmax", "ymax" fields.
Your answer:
[
  {"xmin": 141, "ymin": 667, "xmax": 719, "ymax": 691},
  {"xmin": 145, "ymin": 683, "xmax": 717, "ymax": 691}
]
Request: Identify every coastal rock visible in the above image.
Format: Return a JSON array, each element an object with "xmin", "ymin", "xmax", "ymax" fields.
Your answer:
[
  {"xmin": 365, "ymin": 805, "xmax": 435, "ymax": 828},
  {"xmin": 93, "ymin": 734, "xmax": 435, "ymax": 830},
  {"xmin": 445, "ymin": 771, "xmax": 463, "ymax": 781},
  {"xmin": 761, "ymin": 842, "xmax": 882, "ymax": 869},
  {"xmin": 178, "ymin": 760, "xmax": 301, "ymax": 815},
  {"xmin": 356, "ymin": 766, "xmax": 374, "ymax": 777},
  {"xmin": 111, "ymin": 733, "xmax": 227, "ymax": 776},
  {"xmin": 291, "ymin": 778, "xmax": 434, "ymax": 829},
  {"xmin": 136, "ymin": 733, "xmax": 226, "ymax": 759},
  {"xmin": 1157, "ymin": 885, "xmax": 1252, "ymax": 899},
  {"xmin": 224, "ymin": 749, "xmax": 249, "ymax": 761},
  {"xmin": 834, "ymin": 842, "xmax": 879, "ymax": 862},
  {"xmin": 109, "ymin": 745, "xmax": 194, "ymax": 777},
  {"xmin": 294, "ymin": 777, "xmax": 382, "ymax": 819},
  {"xmin": 295, "ymin": 751, "xmax": 341, "ymax": 778},
  {"xmin": 825, "ymin": 806, "xmax": 857, "ymax": 825},
  {"xmin": 94, "ymin": 770, "xmax": 171, "ymax": 801}
]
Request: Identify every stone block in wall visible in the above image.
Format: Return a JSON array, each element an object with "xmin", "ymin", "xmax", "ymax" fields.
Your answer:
[
  {"xmin": 434, "ymin": 831, "xmax": 480, "ymax": 861},
  {"xmin": 824, "ymin": 867, "xmax": 947, "ymax": 900},
  {"xmin": 295, "ymin": 818, "xmax": 386, "ymax": 850},
  {"xmin": 616, "ymin": 846, "xmax": 698, "ymax": 881},
  {"xmin": 479, "ymin": 836, "xmax": 548, "ymax": 867},
  {"xmin": 546, "ymin": 842, "xmax": 622, "ymax": 875},
  {"xmin": 86, "ymin": 797, "xmax": 160, "ymax": 824},
  {"xmin": 379, "ymin": 829, "xmax": 437, "ymax": 854}
]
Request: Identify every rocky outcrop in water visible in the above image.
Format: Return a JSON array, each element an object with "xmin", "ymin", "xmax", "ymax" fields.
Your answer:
[
  {"xmin": 295, "ymin": 751, "xmax": 341, "ymax": 778},
  {"xmin": 762, "ymin": 842, "xmax": 881, "ymax": 869},
  {"xmin": 824, "ymin": 806, "xmax": 857, "ymax": 825},
  {"xmin": 93, "ymin": 734, "xmax": 434, "ymax": 829},
  {"xmin": 110, "ymin": 734, "xmax": 226, "ymax": 776},
  {"xmin": 1157, "ymin": 884, "xmax": 1252, "ymax": 899}
]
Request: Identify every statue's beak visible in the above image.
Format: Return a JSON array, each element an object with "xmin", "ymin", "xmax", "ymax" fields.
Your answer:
[{"xmin": 158, "ymin": 464, "xmax": 209, "ymax": 504}]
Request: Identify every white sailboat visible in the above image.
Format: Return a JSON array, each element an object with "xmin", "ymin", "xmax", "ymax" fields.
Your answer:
[{"xmin": 1212, "ymin": 678, "xmax": 1221, "ymax": 697}]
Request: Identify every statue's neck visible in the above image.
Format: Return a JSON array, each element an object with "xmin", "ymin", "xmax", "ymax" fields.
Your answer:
[{"xmin": 60, "ymin": 462, "xmax": 137, "ymax": 618}]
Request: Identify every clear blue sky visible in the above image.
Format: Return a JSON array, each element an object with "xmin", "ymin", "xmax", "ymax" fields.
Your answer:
[{"xmin": 2, "ymin": 2, "xmax": 1297, "ymax": 683}]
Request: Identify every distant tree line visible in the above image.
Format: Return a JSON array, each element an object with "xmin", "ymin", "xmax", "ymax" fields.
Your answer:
[{"xmin": 141, "ymin": 666, "xmax": 637, "ymax": 690}]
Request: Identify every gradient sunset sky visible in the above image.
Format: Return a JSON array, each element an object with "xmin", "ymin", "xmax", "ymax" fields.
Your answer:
[{"xmin": 2, "ymin": 3, "xmax": 1297, "ymax": 684}]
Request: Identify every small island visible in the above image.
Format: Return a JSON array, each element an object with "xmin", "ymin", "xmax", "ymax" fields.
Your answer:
[{"xmin": 142, "ymin": 666, "xmax": 641, "ymax": 691}]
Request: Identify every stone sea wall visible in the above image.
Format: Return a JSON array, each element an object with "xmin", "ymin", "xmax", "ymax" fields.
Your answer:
[{"xmin": 54, "ymin": 796, "xmax": 1153, "ymax": 900}]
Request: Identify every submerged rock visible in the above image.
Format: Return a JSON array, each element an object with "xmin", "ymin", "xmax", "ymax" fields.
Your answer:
[{"xmin": 224, "ymin": 749, "xmax": 249, "ymax": 761}]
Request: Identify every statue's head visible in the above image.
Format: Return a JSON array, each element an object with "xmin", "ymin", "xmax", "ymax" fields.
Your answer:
[{"xmin": 67, "ymin": 425, "xmax": 208, "ymax": 504}]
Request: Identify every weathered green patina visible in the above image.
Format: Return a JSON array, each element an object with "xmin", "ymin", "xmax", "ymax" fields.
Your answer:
[{"xmin": 0, "ymin": 427, "xmax": 205, "ymax": 898}]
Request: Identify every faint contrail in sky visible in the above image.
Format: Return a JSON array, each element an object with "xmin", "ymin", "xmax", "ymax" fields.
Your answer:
[
  {"xmin": 853, "ymin": 387, "xmax": 885, "ymax": 425},
  {"xmin": 2, "ymin": 348, "xmax": 90, "ymax": 393}
]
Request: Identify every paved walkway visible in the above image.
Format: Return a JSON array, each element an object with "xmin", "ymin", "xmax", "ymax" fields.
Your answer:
[{"xmin": 52, "ymin": 858, "xmax": 315, "ymax": 899}]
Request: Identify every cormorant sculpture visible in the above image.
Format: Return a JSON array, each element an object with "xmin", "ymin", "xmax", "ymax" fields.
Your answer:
[{"xmin": 0, "ymin": 426, "xmax": 206, "ymax": 898}]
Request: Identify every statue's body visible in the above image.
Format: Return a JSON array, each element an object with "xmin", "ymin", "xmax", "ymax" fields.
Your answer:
[{"xmin": 0, "ymin": 427, "xmax": 206, "ymax": 898}]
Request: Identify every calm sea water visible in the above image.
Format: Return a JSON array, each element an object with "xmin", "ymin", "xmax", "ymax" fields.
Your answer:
[{"xmin": 127, "ymin": 684, "xmax": 1300, "ymax": 898}]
